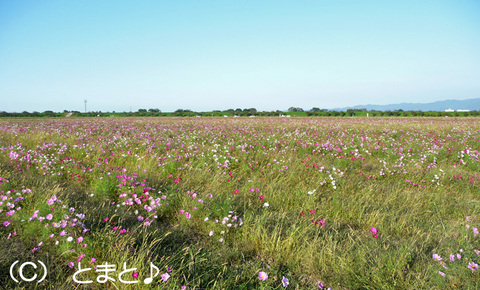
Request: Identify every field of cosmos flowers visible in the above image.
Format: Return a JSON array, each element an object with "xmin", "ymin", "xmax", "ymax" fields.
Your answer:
[{"xmin": 1, "ymin": 116, "xmax": 480, "ymax": 289}]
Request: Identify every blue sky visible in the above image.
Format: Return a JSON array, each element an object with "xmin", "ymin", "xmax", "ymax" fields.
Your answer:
[{"xmin": 1, "ymin": 1, "xmax": 479, "ymax": 112}]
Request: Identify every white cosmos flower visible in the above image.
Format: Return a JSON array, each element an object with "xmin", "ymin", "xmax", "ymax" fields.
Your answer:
[
  {"xmin": 67, "ymin": 237, "xmax": 73, "ymax": 242},
  {"xmin": 263, "ymin": 203, "xmax": 269, "ymax": 207}
]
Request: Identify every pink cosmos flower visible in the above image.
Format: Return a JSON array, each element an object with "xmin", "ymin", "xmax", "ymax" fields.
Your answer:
[
  {"xmin": 161, "ymin": 273, "xmax": 170, "ymax": 282},
  {"xmin": 258, "ymin": 271, "xmax": 268, "ymax": 281},
  {"xmin": 440, "ymin": 261, "xmax": 448, "ymax": 269},
  {"xmin": 29, "ymin": 210, "xmax": 39, "ymax": 221},
  {"xmin": 468, "ymin": 262, "xmax": 479, "ymax": 271},
  {"xmin": 432, "ymin": 254, "xmax": 442, "ymax": 261}
]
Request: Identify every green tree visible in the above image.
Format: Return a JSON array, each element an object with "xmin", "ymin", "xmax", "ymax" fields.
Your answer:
[{"xmin": 44, "ymin": 110, "xmax": 55, "ymax": 117}]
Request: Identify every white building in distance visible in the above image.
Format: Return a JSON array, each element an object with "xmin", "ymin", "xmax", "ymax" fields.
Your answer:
[{"xmin": 445, "ymin": 108, "xmax": 470, "ymax": 112}]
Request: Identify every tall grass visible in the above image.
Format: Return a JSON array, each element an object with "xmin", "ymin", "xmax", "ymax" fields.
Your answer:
[{"xmin": 1, "ymin": 117, "xmax": 480, "ymax": 289}]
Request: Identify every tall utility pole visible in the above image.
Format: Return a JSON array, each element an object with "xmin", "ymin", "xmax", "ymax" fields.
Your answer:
[{"xmin": 84, "ymin": 99, "xmax": 87, "ymax": 113}]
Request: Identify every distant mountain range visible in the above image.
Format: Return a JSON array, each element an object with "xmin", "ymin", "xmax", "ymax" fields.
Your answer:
[{"xmin": 333, "ymin": 98, "xmax": 480, "ymax": 111}]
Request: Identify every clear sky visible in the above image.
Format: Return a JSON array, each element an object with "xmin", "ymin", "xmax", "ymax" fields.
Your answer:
[{"xmin": 1, "ymin": 1, "xmax": 479, "ymax": 112}]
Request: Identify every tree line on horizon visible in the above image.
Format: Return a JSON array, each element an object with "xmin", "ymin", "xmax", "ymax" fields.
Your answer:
[{"xmin": 0, "ymin": 107, "xmax": 479, "ymax": 118}]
